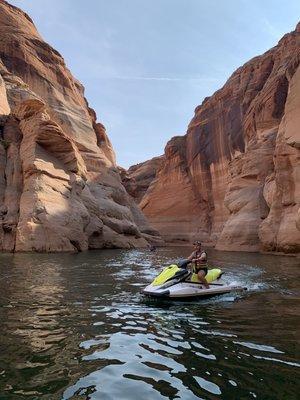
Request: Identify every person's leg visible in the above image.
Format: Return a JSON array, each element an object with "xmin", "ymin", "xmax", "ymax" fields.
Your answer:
[
  {"xmin": 178, "ymin": 259, "xmax": 190, "ymax": 269},
  {"xmin": 197, "ymin": 270, "xmax": 209, "ymax": 289}
]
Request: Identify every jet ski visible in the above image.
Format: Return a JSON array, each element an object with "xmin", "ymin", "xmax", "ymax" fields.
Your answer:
[{"xmin": 142, "ymin": 264, "xmax": 247, "ymax": 300}]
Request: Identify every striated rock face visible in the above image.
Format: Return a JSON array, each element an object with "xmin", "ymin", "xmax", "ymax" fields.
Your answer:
[
  {"xmin": 0, "ymin": 0, "xmax": 162, "ymax": 252},
  {"xmin": 258, "ymin": 64, "xmax": 300, "ymax": 253},
  {"xmin": 120, "ymin": 156, "xmax": 164, "ymax": 204},
  {"xmin": 129, "ymin": 24, "xmax": 300, "ymax": 253}
]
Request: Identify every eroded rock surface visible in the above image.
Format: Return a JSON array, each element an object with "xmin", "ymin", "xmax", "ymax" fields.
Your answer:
[
  {"xmin": 120, "ymin": 156, "xmax": 163, "ymax": 203},
  {"xmin": 0, "ymin": 0, "xmax": 162, "ymax": 251},
  {"xmin": 128, "ymin": 24, "xmax": 300, "ymax": 253}
]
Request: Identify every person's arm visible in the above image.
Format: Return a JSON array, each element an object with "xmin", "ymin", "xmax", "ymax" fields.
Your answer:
[
  {"xmin": 196, "ymin": 251, "xmax": 207, "ymax": 262},
  {"xmin": 187, "ymin": 251, "xmax": 196, "ymax": 262},
  {"xmin": 193, "ymin": 251, "xmax": 206, "ymax": 262}
]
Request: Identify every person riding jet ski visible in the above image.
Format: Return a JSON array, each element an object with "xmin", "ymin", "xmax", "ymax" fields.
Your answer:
[
  {"xmin": 142, "ymin": 241, "xmax": 248, "ymax": 299},
  {"xmin": 180, "ymin": 241, "xmax": 209, "ymax": 289}
]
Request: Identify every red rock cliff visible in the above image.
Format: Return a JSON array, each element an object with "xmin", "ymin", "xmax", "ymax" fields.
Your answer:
[
  {"xmin": 131, "ymin": 24, "xmax": 300, "ymax": 253},
  {"xmin": 120, "ymin": 156, "xmax": 164, "ymax": 203},
  {"xmin": 0, "ymin": 0, "xmax": 161, "ymax": 251}
]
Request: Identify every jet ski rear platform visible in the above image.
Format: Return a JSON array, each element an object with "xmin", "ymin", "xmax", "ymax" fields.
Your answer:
[{"xmin": 141, "ymin": 264, "xmax": 247, "ymax": 300}]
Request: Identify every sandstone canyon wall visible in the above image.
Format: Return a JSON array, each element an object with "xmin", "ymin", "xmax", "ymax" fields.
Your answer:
[
  {"xmin": 127, "ymin": 24, "xmax": 300, "ymax": 254},
  {"xmin": 120, "ymin": 156, "xmax": 164, "ymax": 204},
  {"xmin": 0, "ymin": 0, "xmax": 161, "ymax": 252}
]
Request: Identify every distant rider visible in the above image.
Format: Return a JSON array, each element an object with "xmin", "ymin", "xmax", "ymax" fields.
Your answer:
[{"xmin": 187, "ymin": 241, "xmax": 209, "ymax": 289}]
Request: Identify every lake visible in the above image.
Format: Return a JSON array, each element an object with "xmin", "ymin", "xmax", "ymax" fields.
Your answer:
[{"xmin": 0, "ymin": 247, "xmax": 299, "ymax": 399}]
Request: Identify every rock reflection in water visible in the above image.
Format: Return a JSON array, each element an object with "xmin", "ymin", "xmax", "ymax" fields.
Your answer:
[
  {"xmin": 0, "ymin": 248, "xmax": 299, "ymax": 399},
  {"xmin": 0, "ymin": 253, "xmax": 88, "ymax": 398}
]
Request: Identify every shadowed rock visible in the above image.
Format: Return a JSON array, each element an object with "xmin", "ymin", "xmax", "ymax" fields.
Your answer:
[{"xmin": 0, "ymin": 0, "xmax": 163, "ymax": 252}]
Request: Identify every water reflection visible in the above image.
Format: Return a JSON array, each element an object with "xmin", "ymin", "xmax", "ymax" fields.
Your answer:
[
  {"xmin": 0, "ymin": 248, "xmax": 299, "ymax": 399},
  {"xmin": 0, "ymin": 254, "xmax": 88, "ymax": 398},
  {"xmin": 7, "ymin": 256, "xmax": 66, "ymax": 350}
]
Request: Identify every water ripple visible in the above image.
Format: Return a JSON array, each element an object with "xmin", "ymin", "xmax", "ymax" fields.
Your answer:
[{"xmin": 0, "ymin": 248, "xmax": 299, "ymax": 399}]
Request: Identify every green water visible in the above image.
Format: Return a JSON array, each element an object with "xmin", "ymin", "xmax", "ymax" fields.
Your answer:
[{"xmin": 0, "ymin": 248, "xmax": 299, "ymax": 399}]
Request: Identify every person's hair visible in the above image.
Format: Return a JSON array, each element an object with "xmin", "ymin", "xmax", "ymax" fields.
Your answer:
[{"xmin": 193, "ymin": 241, "xmax": 201, "ymax": 246}]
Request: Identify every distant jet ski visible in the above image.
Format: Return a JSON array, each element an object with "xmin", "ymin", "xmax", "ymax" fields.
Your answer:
[{"xmin": 141, "ymin": 264, "xmax": 247, "ymax": 300}]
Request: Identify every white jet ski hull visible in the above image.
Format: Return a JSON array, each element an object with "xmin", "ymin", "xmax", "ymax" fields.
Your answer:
[{"xmin": 142, "ymin": 281, "xmax": 246, "ymax": 300}]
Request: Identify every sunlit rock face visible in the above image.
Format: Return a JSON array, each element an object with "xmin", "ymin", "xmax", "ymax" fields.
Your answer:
[
  {"xmin": 0, "ymin": 0, "xmax": 162, "ymax": 252},
  {"xmin": 127, "ymin": 23, "xmax": 300, "ymax": 253}
]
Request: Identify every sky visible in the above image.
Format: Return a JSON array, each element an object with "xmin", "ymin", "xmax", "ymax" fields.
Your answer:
[{"xmin": 10, "ymin": 0, "xmax": 300, "ymax": 168}]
